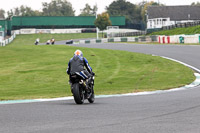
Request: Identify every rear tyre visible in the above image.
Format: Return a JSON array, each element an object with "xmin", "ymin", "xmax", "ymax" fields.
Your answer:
[{"xmin": 73, "ymin": 83, "xmax": 84, "ymax": 104}]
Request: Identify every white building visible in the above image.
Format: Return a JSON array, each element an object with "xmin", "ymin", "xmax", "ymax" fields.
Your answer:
[{"xmin": 146, "ymin": 6, "xmax": 200, "ymax": 29}]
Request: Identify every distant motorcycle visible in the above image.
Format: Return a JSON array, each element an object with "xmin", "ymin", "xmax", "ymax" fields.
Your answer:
[
  {"xmin": 66, "ymin": 39, "xmax": 73, "ymax": 44},
  {"xmin": 69, "ymin": 73, "xmax": 95, "ymax": 104}
]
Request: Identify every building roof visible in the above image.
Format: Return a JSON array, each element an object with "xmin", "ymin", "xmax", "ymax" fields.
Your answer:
[{"xmin": 147, "ymin": 6, "xmax": 200, "ymax": 21}]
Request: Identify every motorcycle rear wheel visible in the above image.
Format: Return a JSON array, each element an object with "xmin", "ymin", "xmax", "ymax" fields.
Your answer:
[{"xmin": 73, "ymin": 83, "xmax": 84, "ymax": 104}]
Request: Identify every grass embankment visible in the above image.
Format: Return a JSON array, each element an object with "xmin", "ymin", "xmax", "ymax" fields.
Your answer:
[
  {"xmin": 0, "ymin": 33, "xmax": 195, "ymax": 100},
  {"xmin": 149, "ymin": 25, "xmax": 200, "ymax": 35}
]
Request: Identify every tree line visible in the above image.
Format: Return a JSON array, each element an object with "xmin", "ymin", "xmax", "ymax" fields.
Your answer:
[{"xmin": 0, "ymin": 0, "xmax": 200, "ymax": 26}]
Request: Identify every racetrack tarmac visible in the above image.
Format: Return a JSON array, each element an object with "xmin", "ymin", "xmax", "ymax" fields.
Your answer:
[{"xmin": 1, "ymin": 43, "xmax": 200, "ymax": 133}]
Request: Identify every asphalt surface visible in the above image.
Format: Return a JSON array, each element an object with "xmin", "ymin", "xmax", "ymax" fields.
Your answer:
[{"xmin": 1, "ymin": 43, "xmax": 200, "ymax": 133}]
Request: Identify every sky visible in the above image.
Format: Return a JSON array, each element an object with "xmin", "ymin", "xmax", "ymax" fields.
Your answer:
[{"xmin": 0, "ymin": 0, "xmax": 199, "ymax": 16}]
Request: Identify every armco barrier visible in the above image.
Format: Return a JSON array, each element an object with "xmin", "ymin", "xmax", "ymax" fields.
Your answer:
[
  {"xmin": 121, "ymin": 38, "xmax": 128, "ymax": 42},
  {"xmin": 199, "ymin": 35, "xmax": 200, "ymax": 43},
  {"xmin": 158, "ymin": 36, "xmax": 161, "ymax": 43},
  {"xmin": 101, "ymin": 38, "xmax": 108, "ymax": 43},
  {"xmin": 184, "ymin": 35, "xmax": 199, "ymax": 44},
  {"xmin": 145, "ymin": 36, "xmax": 152, "ymax": 42},
  {"xmin": 78, "ymin": 36, "xmax": 153, "ymax": 44},
  {"xmin": 179, "ymin": 36, "xmax": 184, "ymax": 44},
  {"xmin": 79, "ymin": 40, "xmax": 85, "ymax": 44},
  {"xmin": 169, "ymin": 35, "xmax": 179, "ymax": 44},
  {"xmin": 78, "ymin": 34, "xmax": 200, "ymax": 44},
  {"xmin": 127, "ymin": 37, "xmax": 135, "ymax": 42},
  {"xmin": 135, "ymin": 38, "xmax": 139, "ymax": 42},
  {"xmin": 150, "ymin": 35, "xmax": 158, "ymax": 42},
  {"xmin": 162, "ymin": 36, "xmax": 165, "ymax": 44},
  {"xmin": 108, "ymin": 38, "xmax": 114, "ymax": 42},
  {"xmin": 139, "ymin": 36, "xmax": 146, "ymax": 42},
  {"xmin": 96, "ymin": 39, "xmax": 101, "ymax": 43},
  {"xmin": 158, "ymin": 34, "xmax": 200, "ymax": 44},
  {"xmin": 167, "ymin": 36, "xmax": 170, "ymax": 43},
  {"xmin": 158, "ymin": 36, "xmax": 164, "ymax": 43},
  {"xmin": 85, "ymin": 40, "xmax": 90, "ymax": 44},
  {"xmin": 89, "ymin": 39, "xmax": 96, "ymax": 44},
  {"xmin": 114, "ymin": 38, "xmax": 121, "ymax": 42}
]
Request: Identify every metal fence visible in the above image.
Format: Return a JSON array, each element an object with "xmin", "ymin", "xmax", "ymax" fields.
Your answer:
[
  {"xmin": 147, "ymin": 21, "xmax": 200, "ymax": 34},
  {"xmin": 162, "ymin": 21, "xmax": 200, "ymax": 30},
  {"xmin": 107, "ymin": 31, "xmax": 146, "ymax": 38}
]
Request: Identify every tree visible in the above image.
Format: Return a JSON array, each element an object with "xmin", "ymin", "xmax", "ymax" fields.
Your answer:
[
  {"xmin": 94, "ymin": 12, "xmax": 112, "ymax": 37},
  {"xmin": 92, "ymin": 4, "xmax": 98, "ymax": 16},
  {"xmin": 7, "ymin": 9, "xmax": 14, "ymax": 19},
  {"xmin": 79, "ymin": 4, "xmax": 97, "ymax": 16},
  {"xmin": 20, "ymin": 6, "xmax": 42, "ymax": 16},
  {"xmin": 141, "ymin": 1, "xmax": 163, "ymax": 22},
  {"xmin": 42, "ymin": 0, "xmax": 75, "ymax": 16},
  {"xmin": 0, "ymin": 9, "xmax": 5, "ymax": 19},
  {"xmin": 191, "ymin": 2, "xmax": 200, "ymax": 6},
  {"xmin": 106, "ymin": 0, "xmax": 142, "ymax": 24},
  {"xmin": 14, "ymin": 7, "xmax": 20, "ymax": 16},
  {"xmin": 7, "ymin": 5, "xmax": 42, "ymax": 18}
]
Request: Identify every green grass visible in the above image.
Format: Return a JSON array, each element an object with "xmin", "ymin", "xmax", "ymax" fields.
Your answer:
[
  {"xmin": 0, "ymin": 33, "xmax": 195, "ymax": 100},
  {"xmin": 12, "ymin": 33, "xmax": 100, "ymax": 45},
  {"xmin": 149, "ymin": 25, "xmax": 200, "ymax": 35}
]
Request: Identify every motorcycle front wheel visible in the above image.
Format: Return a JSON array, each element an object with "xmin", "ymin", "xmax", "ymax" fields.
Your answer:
[{"xmin": 88, "ymin": 86, "xmax": 95, "ymax": 103}]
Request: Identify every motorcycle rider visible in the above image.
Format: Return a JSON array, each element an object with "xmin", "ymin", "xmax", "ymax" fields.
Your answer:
[{"xmin": 66, "ymin": 50, "xmax": 94, "ymax": 91}]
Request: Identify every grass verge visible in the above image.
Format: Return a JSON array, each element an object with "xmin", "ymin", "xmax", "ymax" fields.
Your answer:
[
  {"xmin": 0, "ymin": 34, "xmax": 195, "ymax": 100},
  {"xmin": 149, "ymin": 25, "xmax": 200, "ymax": 36}
]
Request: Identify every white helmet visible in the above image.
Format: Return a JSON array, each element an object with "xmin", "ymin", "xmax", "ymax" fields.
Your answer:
[{"xmin": 74, "ymin": 50, "xmax": 83, "ymax": 58}]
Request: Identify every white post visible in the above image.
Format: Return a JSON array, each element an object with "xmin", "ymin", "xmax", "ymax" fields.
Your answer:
[
  {"xmin": 96, "ymin": 27, "xmax": 99, "ymax": 39},
  {"xmin": 96, "ymin": 3, "xmax": 99, "ymax": 39}
]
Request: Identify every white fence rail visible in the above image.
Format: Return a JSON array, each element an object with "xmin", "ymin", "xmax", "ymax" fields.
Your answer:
[
  {"xmin": 13, "ymin": 29, "xmax": 82, "ymax": 35},
  {"xmin": 0, "ymin": 33, "xmax": 16, "ymax": 47}
]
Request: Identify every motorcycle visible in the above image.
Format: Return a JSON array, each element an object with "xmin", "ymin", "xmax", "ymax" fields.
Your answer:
[{"xmin": 69, "ymin": 73, "xmax": 95, "ymax": 104}]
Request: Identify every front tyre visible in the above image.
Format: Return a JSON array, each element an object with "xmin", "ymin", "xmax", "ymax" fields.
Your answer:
[
  {"xmin": 73, "ymin": 83, "xmax": 84, "ymax": 104},
  {"xmin": 88, "ymin": 86, "xmax": 95, "ymax": 103}
]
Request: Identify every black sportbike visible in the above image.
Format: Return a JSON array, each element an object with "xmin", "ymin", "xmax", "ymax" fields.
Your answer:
[{"xmin": 69, "ymin": 73, "xmax": 95, "ymax": 104}]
